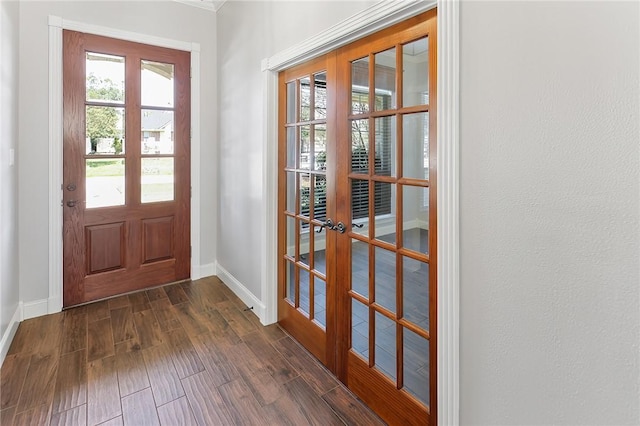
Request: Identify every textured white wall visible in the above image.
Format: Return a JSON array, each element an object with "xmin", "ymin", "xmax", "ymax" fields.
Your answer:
[
  {"xmin": 216, "ymin": 0, "xmax": 377, "ymax": 300},
  {"xmin": 459, "ymin": 1, "xmax": 640, "ymax": 424},
  {"xmin": 0, "ymin": 0, "xmax": 20, "ymax": 340},
  {"xmin": 18, "ymin": 1, "xmax": 217, "ymax": 303}
]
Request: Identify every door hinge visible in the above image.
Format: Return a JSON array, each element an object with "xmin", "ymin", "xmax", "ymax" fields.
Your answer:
[{"xmin": 190, "ymin": 246, "xmax": 192, "ymax": 257}]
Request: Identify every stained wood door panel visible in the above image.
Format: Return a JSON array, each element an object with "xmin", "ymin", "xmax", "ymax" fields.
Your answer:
[
  {"xmin": 63, "ymin": 30, "xmax": 190, "ymax": 307},
  {"xmin": 348, "ymin": 352, "xmax": 429, "ymax": 425},
  {"xmin": 85, "ymin": 222, "xmax": 125, "ymax": 274},
  {"xmin": 142, "ymin": 216, "xmax": 174, "ymax": 264}
]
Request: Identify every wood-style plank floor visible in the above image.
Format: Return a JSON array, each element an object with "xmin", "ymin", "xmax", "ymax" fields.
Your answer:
[{"xmin": 0, "ymin": 277, "xmax": 385, "ymax": 426}]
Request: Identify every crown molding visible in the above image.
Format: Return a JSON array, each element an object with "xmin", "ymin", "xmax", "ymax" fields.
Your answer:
[{"xmin": 173, "ymin": 0, "xmax": 225, "ymax": 12}]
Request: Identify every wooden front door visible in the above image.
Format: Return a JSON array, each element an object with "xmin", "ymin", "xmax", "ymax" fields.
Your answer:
[
  {"xmin": 278, "ymin": 10, "xmax": 437, "ymax": 425},
  {"xmin": 62, "ymin": 31, "xmax": 191, "ymax": 307}
]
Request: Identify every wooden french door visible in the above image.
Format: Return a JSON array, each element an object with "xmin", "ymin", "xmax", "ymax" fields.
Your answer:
[
  {"xmin": 278, "ymin": 53, "xmax": 337, "ymax": 367},
  {"xmin": 62, "ymin": 31, "xmax": 191, "ymax": 307},
  {"xmin": 335, "ymin": 10, "xmax": 437, "ymax": 425},
  {"xmin": 278, "ymin": 10, "xmax": 437, "ymax": 425}
]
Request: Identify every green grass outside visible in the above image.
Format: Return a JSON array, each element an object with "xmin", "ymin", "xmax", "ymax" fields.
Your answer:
[{"xmin": 86, "ymin": 159, "xmax": 173, "ymax": 178}]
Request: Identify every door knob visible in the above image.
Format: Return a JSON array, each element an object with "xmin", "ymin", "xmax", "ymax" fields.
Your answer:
[
  {"xmin": 66, "ymin": 183, "xmax": 77, "ymax": 191},
  {"xmin": 335, "ymin": 222, "xmax": 346, "ymax": 233},
  {"xmin": 66, "ymin": 200, "xmax": 77, "ymax": 207}
]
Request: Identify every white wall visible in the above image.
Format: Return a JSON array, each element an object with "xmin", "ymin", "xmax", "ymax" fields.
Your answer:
[
  {"xmin": 216, "ymin": 0, "xmax": 377, "ymax": 300},
  {"xmin": 459, "ymin": 1, "xmax": 640, "ymax": 424},
  {"xmin": 18, "ymin": 1, "xmax": 217, "ymax": 303},
  {"xmin": 0, "ymin": 0, "xmax": 20, "ymax": 346}
]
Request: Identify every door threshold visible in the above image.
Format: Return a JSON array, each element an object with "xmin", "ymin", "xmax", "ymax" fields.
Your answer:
[{"xmin": 62, "ymin": 278, "xmax": 192, "ymax": 310}]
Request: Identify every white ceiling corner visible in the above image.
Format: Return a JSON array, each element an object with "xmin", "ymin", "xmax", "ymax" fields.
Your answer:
[{"xmin": 174, "ymin": 0, "xmax": 227, "ymax": 12}]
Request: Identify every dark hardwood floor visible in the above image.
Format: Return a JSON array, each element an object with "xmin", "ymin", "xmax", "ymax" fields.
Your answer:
[{"xmin": 0, "ymin": 277, "xmax": 385, "ymax": 426}]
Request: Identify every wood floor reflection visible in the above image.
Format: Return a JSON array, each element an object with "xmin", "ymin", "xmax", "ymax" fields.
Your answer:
[{"xmin": 0, "ymin": 277, "xmax": 384, "ymax": 426}]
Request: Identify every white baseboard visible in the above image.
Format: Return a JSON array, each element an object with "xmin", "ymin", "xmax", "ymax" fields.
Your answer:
[
  {"xmin": 48, "ymin": 296, "xmax": 62, "ymax": 314},
  {"xmin": 23, "ymin": 299, "xmax": 49, "ymax": 320},
  {"xmin": 193, "ymin": 262, "xmax": 216, "ymax": 280},
  {"xmin": 215, "ymin": 263, "xmax": 267, "ymax": 324},
  {"xmin": 0, "ymin": 303, "xmax": 22, "ymax": 365}
]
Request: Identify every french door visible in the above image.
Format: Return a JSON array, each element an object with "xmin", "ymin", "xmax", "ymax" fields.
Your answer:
[
  {"xmin": 278, "ymin": 10, "xmax": 437, "ymax": 425},
  {"xmin": 62, "ymin": 31, "xmax": 191, "ymax": 307}
]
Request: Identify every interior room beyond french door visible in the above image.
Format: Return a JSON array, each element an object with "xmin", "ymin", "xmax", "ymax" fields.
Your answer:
[{"xmin": 62, "ymin": 31, "xmax": 191, "ymax": 307}]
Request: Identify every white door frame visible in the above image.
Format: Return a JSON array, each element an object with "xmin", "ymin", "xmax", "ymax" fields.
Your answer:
[
  {"xmin": 47, "ymin": 16, "xmax": 203, "ymax": 312},
  {"xmin": 260, "ymin": 0, "xmax": 459, "ymax": 423}
]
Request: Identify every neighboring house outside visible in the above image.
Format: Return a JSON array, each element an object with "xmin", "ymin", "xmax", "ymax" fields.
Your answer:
[{"xmin": 142, "ymin": 110, "xmax": 173, "ymax": 155}]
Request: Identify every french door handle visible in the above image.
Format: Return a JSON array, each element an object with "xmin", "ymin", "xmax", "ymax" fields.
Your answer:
[
  {"xmin": 317, "ymin": 219, "xmax": 347, "ymax": 234},
  {"xmin": 317, "ymin": 219, "xmax": 335, "ymax": 233},
  {"xmin": 352, "ymin": 223, "xmax": 364, "ymax": 229}
]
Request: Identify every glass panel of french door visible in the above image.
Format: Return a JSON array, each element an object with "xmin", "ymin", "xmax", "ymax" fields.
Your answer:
[{"xmin": 278, "ymin": 55, "xmax": 334, "ymax": 368}]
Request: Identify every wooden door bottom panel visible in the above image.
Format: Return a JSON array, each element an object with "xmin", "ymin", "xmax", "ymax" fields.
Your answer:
[
  {"xmin": 82, "ymin": 259, "xmax": 186, "ymax": 303},
  {"xmin": 278, "ymin": 308, "xmax": 326, "ymax": 365},
  {"xmin": 347, "ymin": 351, "xmax": 429, "ymax": 426}
]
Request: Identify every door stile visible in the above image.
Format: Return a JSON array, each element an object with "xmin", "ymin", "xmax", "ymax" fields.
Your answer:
[
  {"xmin": 427, "ymin": 13, "xmax": 438, "ymax": 419},
  {"xmin": 62, "ymin": 30, "xmax": 87, "ymax": 305},
  {"xmin": 323, "ymin": 51, "xmax": 338, "ymax": 373},
  {"xmin": 334, "ymin": 47, "xmax": 352, "ymax": 382}
]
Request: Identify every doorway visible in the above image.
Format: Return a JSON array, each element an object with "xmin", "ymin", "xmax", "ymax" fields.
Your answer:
[
  {"xmin": 62, "ymin": 31, "xmax": 191, "ymax": 307},
  {"xmin": 278, "ymin": 10, "xmax": 437, "ymax": 425}
]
